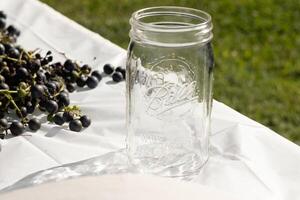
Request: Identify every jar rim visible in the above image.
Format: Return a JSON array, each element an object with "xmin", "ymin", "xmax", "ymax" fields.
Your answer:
[{"xmin": 130, "ymin": 6, "xmax": 212, "ymax": 32}]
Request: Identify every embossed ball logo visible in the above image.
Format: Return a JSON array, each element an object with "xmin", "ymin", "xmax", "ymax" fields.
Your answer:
[{"xmin": 141, "ymin": 58, "xmax": 197, "ymax": 120}]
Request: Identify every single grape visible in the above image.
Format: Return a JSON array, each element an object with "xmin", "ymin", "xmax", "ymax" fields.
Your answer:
[
  {"xmin": 57, "ymin": 92, "xmax": 70, "ymax": 107},
  {"xmin": 0, "ymin": 118, "xmax": 8, "ymax": 129},
  {"xmin": 4, "ymin": 43, "xmax": 13, "ymax": 53},
  {"xmin": 16, "ymin": 67, "xmax": 29, "ymax": 80},
  {"xmin": 103, "ymin": 64, "xmax": 114, "ymax": 75},
  {"xmin": 10, "ymin": 121, "xmax": 24, "ymax": 136},
  {"xmin": 8, "ymin": 48, "xmax": 20, "ymax": 58},
  {"xmin": 80, "ymin": 115, "xmax": 91, "ymax": 128},
  {"xmin": 91, "ymin": 70, "xmax": 102, "ymax": 81},
  {"xmin": 29, "ymin": 59, "xmax": 41, "ymax": 73},
  {"xmin": 63, "ymin": 111, "xmax": 73, "ymax": 122},
  {"xmin": 38, "ymin": 99, "xmax": 47, "ymax": 111},
  {"xmin": 47, "ymin": 55, "xmax": 53, "ymax": 62},
  {"xmin": 0, "ymin": 75, "xmax": 5, "ymax": 83},
  {"xmin": 64, "ymin": 59, "xmax": 75, "ymax": 72},
  {"xmin": 16, "ymin": 107, "xmax": 27, "ymax": 118},
  {"xmin": 7, "ymin": 25, "xmax": 18, "ymax": 35},
  {"xmin": 36, "ymin": 71, "xmax": 47, "ymax": 83},
  {"xmin": 112, "ymin": 72, "xmax": 123, "ymax": 82},
  {"xmin": 28, "ymin": 118, "xmax": 41, "ymax": 131},
  {"xmin": 0, "ymin": 11, "xmax": 7, "ymax": 19},
  {"xmin": 0, "ymin": 18, "xmax": 5, "ymax": 30},
  {"xmin": 31, "ymin": 84, "xmax": 45, "ymax": 99},
  {"xmin": 26, "ymin": 102, "xmax": 35, "ymax": 114},
  {"xmin": 0, "ymin": 82, "xmax": 9, "ymax": 90},
  {"xmin": 66, "ymin": 83, "xmax": 76, "ymax": 93},
  {"xmin": 45, "ymin": 100, "xmax": 58, "ymax": 114},
  {"xmin": 86, "ymin": 76, "xmax": 98, "ymax": 89},
  {"xmin": 76, "ymin": 75, "xmax": 87, "ymax": 87},
  {"xmin": 53, "ymin": 112, "xmax": 65, "ymax": 125},
  {"xmin": 0, "ymin": 43, "xmax": 5, "ymax": 55},
  {"xmin": 81, "ymin": 64, "xmax": 91, "ymax": 74},
  {"xmin": 115, "ymin": 66, "xmax": 123, "ymax": 73},
  {"xmin": 46, "ymin": 82, "xmax": 57, "ymax": 95},
  {"xmin": 69, "ymin": 119, "xmax": 82, "ymax": 132}
]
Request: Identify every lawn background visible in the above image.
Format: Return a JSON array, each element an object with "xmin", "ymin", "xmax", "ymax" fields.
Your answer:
[{"xmin": 40, "ymin": 0, "xmax": 300, "ymax": 144}]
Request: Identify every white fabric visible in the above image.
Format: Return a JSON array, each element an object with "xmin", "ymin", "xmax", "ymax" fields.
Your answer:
[
  {"xmin": 0, "ymin": 174, "xmax": 240, "ymax": 200},
  {"xmin": 0, "ymin": 0, "xmax": 299, "ymax": 199}
]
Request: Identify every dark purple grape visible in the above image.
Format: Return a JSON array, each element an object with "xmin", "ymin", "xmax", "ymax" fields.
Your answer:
[
  {"xmin": 29, "ymin": 59, "xmax": 41, "ymax": 73},
  {"xmin": 66, "ymin": 83, "xmax": 76, "ymax": 93},
  {"xmin": 103, "ymin": 64, "xmax": 114, "ymax": 75},
  {"xmin": 0, "ymin": 118, "xmax": 8, "ymax": 129},
  {"xmin": 91, "ymin": 70, "xmax": 102, "ymax": 81},
  {"xmin": 46, "ymin": 82, "xmax": 57, "ymax": 95},
  {"xmin": 112, "ymin": 72, "xmax": 123, "ymax": 82},
  {"xmin": 86, "ymin": 76, "xmax": 98, "ymax": 89},
  {"xmin": 0, "ymin": 43, "xmax": 5, "ymax": 55},
  {"xmin": 80, "ymin": 115, "xmax": 91, "ymax": 128},
  {"xmin": 4, "ymin": 43, "xmax": 13, "ymax": 53},
  {"xmin": 39, "ymin": 100, "xmax": 47, "ymax": 111},
  {"xmin": 69, "ymin": 119, "xmax": 82, "ymax": 132},
  {"xmin": 0, "ymin": 82, "xmax": 9, "ymax": 90},
  {"xmin": 115, "ymin": 67, "xmax": 126, "ymax": 79},
  {"xmin": 16, "ymin": 67, "xmax": 29, "ymax": 79},
  {"xmin": 10, "ymin": 121, "xmax": 24, "ymax": 136},
  {"xmin": 53, "ymin": 112, "xmax": 65, "ymax": 125},
  {"xmin": 64, "ymin": 59, "xmax": 75, "ymax": 72},
  {"xmin": 63, "ymin": 111, "xmax": 73, "ymax": 122},
  {"xmin": 57, "ymin": 93, "xmax": 70, "ymax": 107},
  {"xmin": 8, "ymin": 48, "xmax": 20, "ymax": 58},
  {"xmin": 7, "ymin": 25, "xmax": 19, "ymax": 36},
  {"xmin": 36, "ymin": 71, "xmax": 46, "ymax": 83},
  {"xmin": 0, "ymin": 18, "xmax": 5, "ymax": 30},
  {"xmin": 31, "ymin": 84, "xmax": 45, "ymax": 99},
  {"xmin": 47, "ymin": 56, "xmax": 53, "ymax": 63},
  {"xmin": 76, "ymin": 75, "xmax": 87, "ymax": 87},
  {"xmin": 28, "ymin": 118, "xmax": 41, "ymax": 131},
  {"xmin": 115, "ymin": 66, "xmax": 123, "ymax": 73},
  {"xmin": 16, "ymin": 107, "xmax": 27, "ymax": 118},
  {"xmin": 81, "ymin": 64, "xmax": 91, "ymax": 74},
  {"xmin": 45, "ymin": 100, "xmax": 58, "ymax": 114},
  {"xmin": 26, "ymin": 102, "xmax": 35, "ymax": 114},
  {"xmin": 0, "ymin": 11, "xmax": 7, "ymax": 19},
  {"xmin": 0, "ymin": 75, "xmax": 5, "ymax": 83}
]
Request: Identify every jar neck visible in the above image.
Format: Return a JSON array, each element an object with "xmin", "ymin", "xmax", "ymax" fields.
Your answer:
[{"xmin": 129, "ymin": 6, "xmax": 213, "ymax": 47}]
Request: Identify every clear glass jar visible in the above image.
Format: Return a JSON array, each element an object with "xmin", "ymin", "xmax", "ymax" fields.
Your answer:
[{"xmin": 126, "ymin": 6, "xmax": 214, "ymax": 177}]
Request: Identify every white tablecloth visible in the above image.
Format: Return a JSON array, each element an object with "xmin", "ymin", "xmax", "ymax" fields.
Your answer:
[{"xmin": 0, "ymin": 0, "xmax": 299, "ymax": 199}]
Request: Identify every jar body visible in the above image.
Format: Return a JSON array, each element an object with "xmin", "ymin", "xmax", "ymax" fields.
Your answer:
[{"xmin": 126, "ymin": 7, "xmax": 214, "ymax": 177}]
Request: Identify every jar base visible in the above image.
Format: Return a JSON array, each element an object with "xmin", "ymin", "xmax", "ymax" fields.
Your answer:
[{"xmin": 128, "ymin": 147, "xmax": 209, "ymax": 177}]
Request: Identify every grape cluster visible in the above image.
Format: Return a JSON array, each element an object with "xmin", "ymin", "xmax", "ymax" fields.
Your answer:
[{"xmin": 0, "ymin": 11, "xmax": 125, "ymax": 139}]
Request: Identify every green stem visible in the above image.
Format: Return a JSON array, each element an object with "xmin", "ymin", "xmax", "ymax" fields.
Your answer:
[
  {"xmin": 0, "ymin": 90, "xmax": 18, "ymax": 94},
  {"xmin": 3, "ymin": 93, "xmax": 21, "ymax": 114},
  {"xmin": 0, "ymin": 55, "xmax": 26, "ymax": 64}
]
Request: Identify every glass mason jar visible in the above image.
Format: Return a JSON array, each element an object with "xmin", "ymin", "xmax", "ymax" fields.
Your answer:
[{"xmin": 126, "ymin": 6, "xmax": 214, "ymax": 177}]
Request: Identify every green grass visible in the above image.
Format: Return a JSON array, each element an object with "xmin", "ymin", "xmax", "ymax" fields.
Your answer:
[{"xmin": 41, "ymin": 0, "xmax": 300, "ymax": 144}]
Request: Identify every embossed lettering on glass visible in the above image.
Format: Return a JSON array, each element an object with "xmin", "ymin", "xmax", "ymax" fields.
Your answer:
[{"xmin": 126, "ymin": 7, "xmax": 214, "ymax": 176}]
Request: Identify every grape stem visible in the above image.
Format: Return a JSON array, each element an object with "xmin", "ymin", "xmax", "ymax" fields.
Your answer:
[
  {"xmin": 0, "ymin": 89, "xmax": 17, "ymax": 94},
  {"xmin": 0, "ymin": 55, "xmax": 26, "ymax": 64},
  {"xmin": 3, "ymin": 93, "xmax": 23, "ymax": 120}
]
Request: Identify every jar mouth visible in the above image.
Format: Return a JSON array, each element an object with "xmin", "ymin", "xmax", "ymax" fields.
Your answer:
[{"xmin": 130, "ymin": 6, "xmax": 212, "ymax": 33}]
